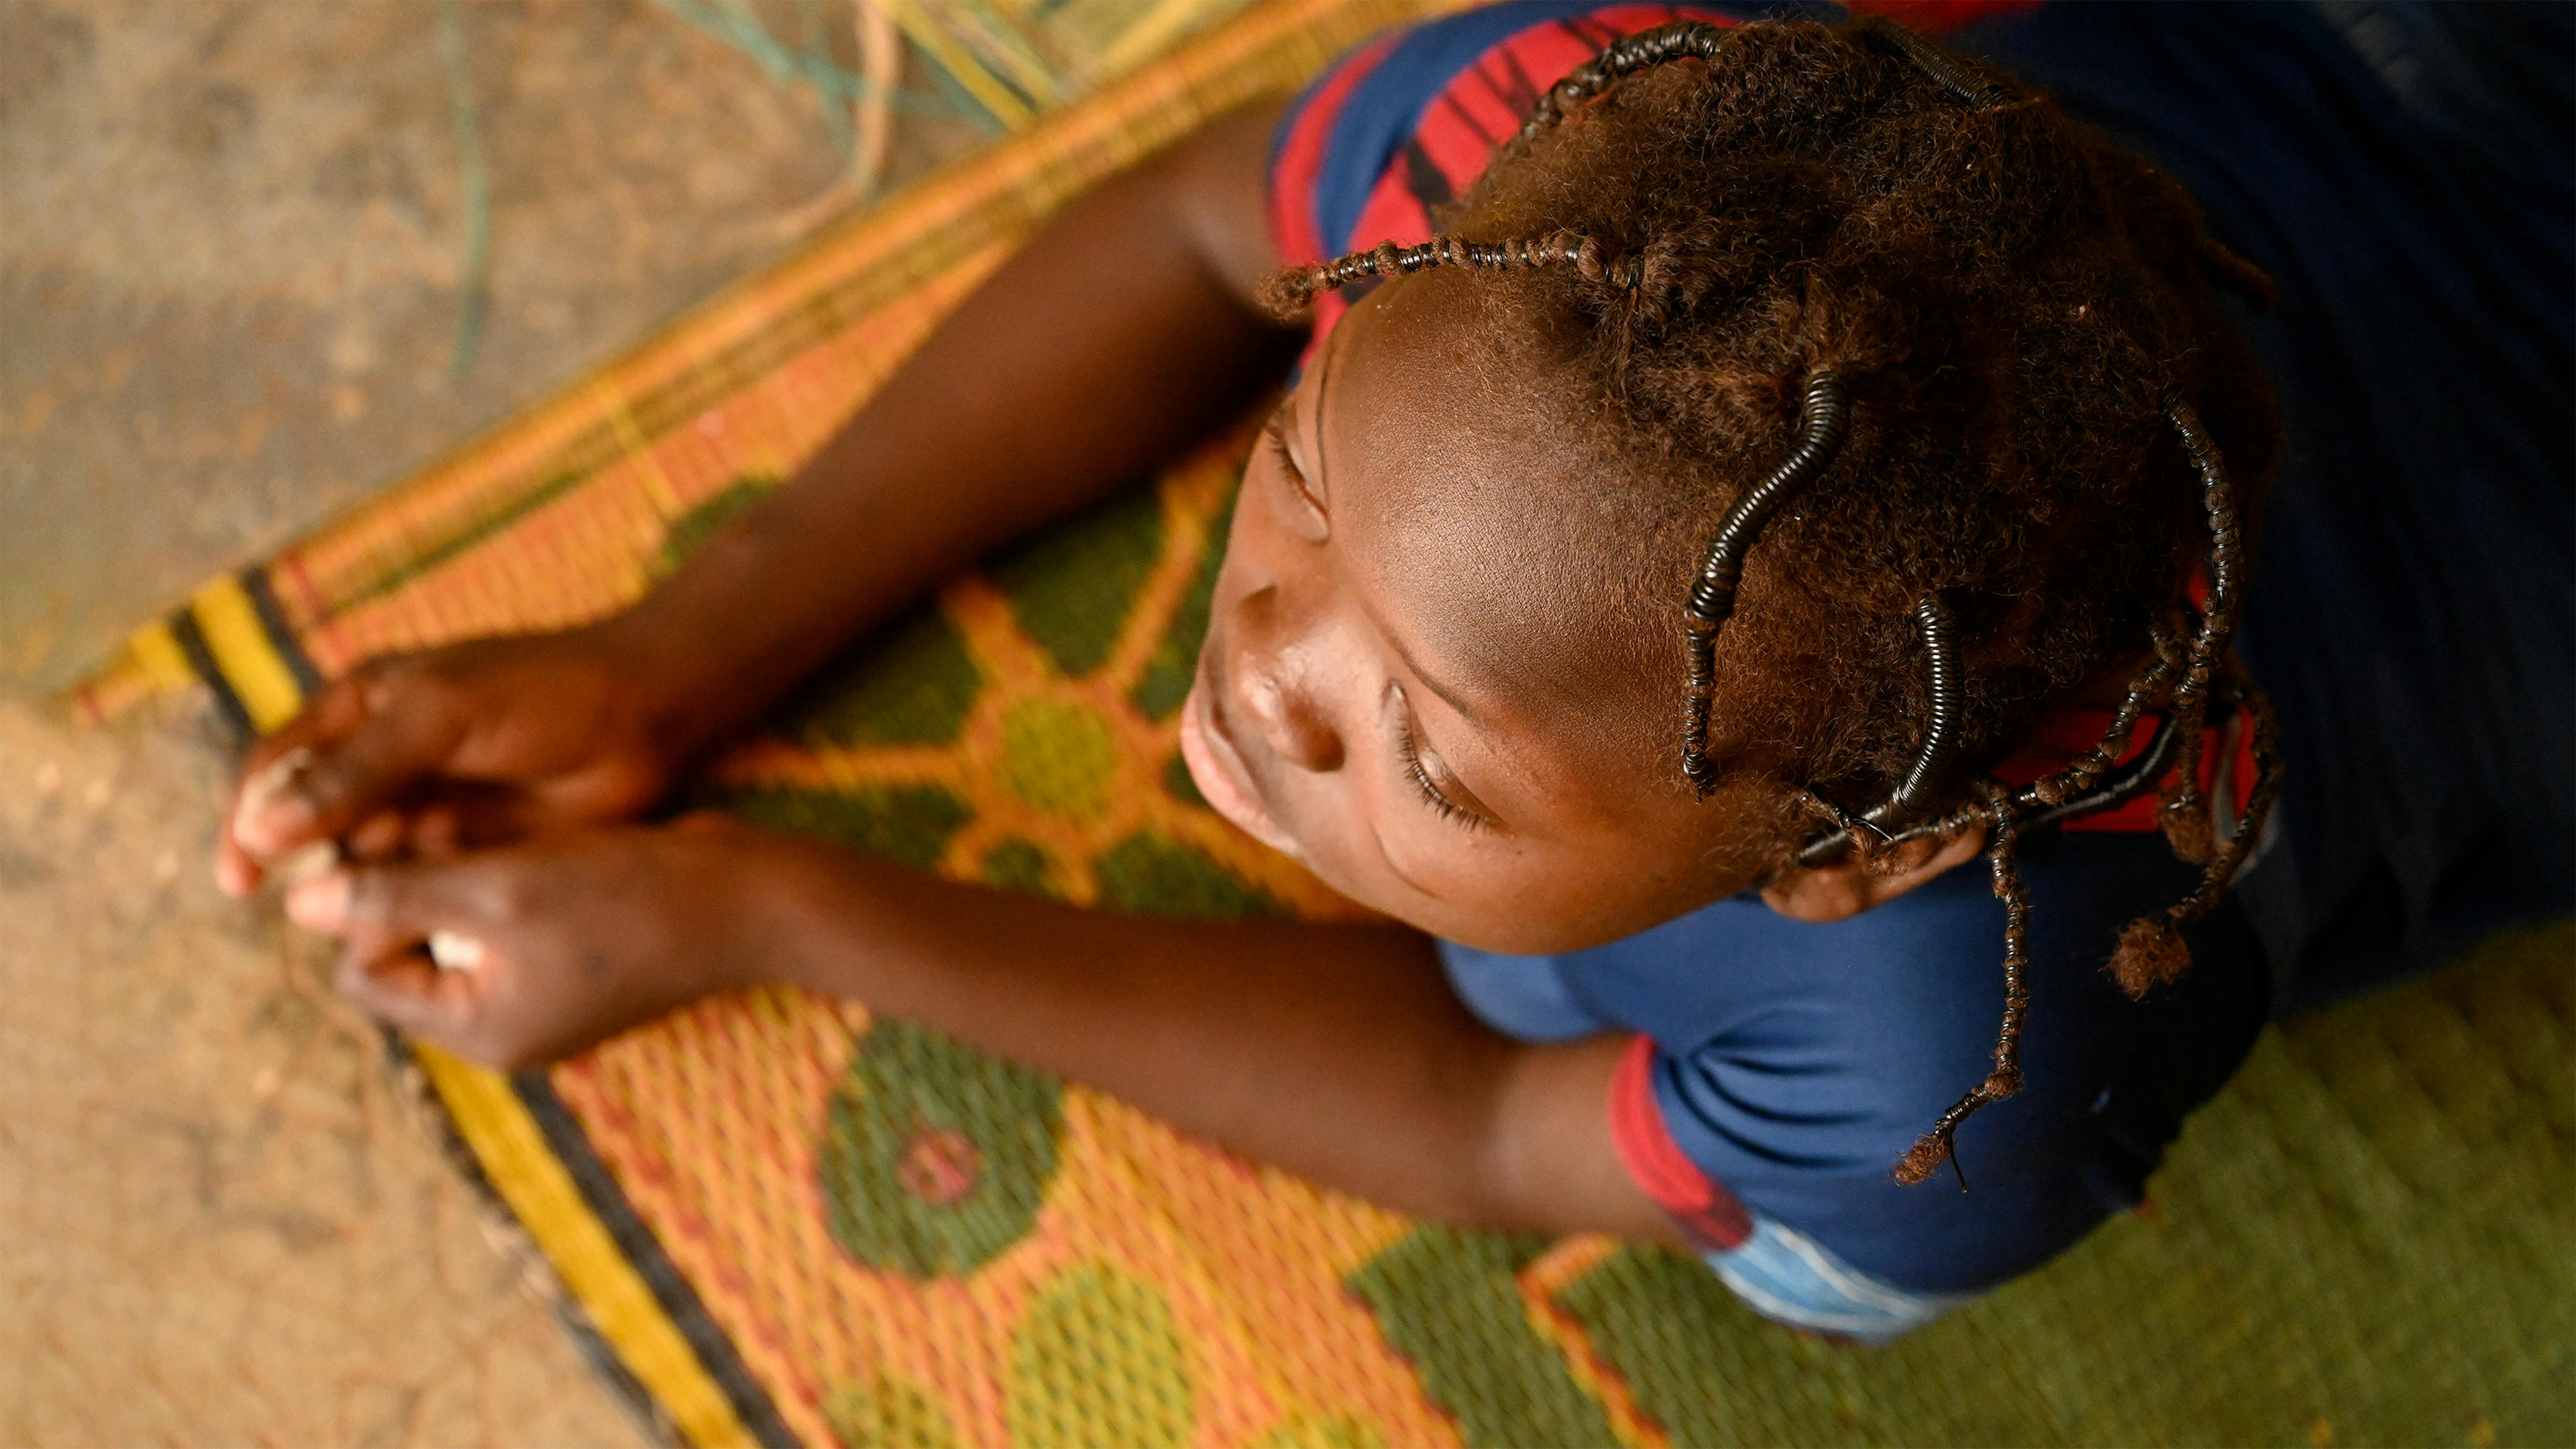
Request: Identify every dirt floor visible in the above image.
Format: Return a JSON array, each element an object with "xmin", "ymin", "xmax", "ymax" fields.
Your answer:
[
  {"xmin": 1, "ymin": 0, "xmax": 990, "ymax": 696},
  {"xmin": 1, "ymin": 3, "xmax": 988, "ymax": 1442},
  {"xmin": 0, "ymin": 692, "xmax": 653, "ymax": 1448}
]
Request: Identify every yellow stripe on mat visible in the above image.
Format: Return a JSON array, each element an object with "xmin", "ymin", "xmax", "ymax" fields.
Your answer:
[
  {"xmin": 187, "ymin": 576, "xmax": 306, "ymax": 733},
  {"xmin": 125, "ymin": 619, "xmax": 203, "ymax": 694},
  {"xmin": 416, "ymin": 1047, "xmax": 758, "ymax": 1449},
  {"xmin": 177, "ymin": 607, "xmax": 745, "ymax": 1446}
]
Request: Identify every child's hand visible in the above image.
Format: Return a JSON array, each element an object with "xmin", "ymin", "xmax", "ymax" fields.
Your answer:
[
  {"xmin": 284, "ymin": 814, "xmax": 783, "ymax": 1069},
  {"xmin": 217, "ymin": 629, "xmax": 676, "ymax": 896}
]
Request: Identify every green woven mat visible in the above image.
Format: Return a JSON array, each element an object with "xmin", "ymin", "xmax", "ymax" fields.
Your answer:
[{"xmin": 1574, "ymin": 922, "xmax": 2573, "ymax": 1446}]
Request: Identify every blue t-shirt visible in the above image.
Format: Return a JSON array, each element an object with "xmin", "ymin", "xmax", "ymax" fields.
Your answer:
[{"xmin": 1271, "ymin": 1, "xmax": 2573, "ymax": 1338}]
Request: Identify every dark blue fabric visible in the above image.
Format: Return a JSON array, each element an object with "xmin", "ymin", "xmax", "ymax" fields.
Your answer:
[
  {"xmin": 1444, "ymin": 833, "xmax": 2268, "ymax": 1293},
  {"xmin": 1948, "ymin": 2, "xmax": 2576, "ymax": 1003},
  {"xmin": 1441, "ymin": 944, "xmax": 1615, "ymax": 1042}
]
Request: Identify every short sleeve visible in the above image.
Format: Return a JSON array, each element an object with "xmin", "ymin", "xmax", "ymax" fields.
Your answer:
[
  {"xmin": 1265, "ymin": 3, "xmax": 1769, "ymax": 336},
  {"xmin": 1435, "ymin": 938, "xmax": 1618, "ymax": 1042},
  {"xmin": 1264, "ymin": 0, "xmax": 2042, "ymax": 276},
  {"xmin": 1472, "ymin": 832, "xmax": 2267, "ymax": 1337},
  {"xmin": 1265, "ymin": 29, "xmax": 1403, "ymax": 271}
]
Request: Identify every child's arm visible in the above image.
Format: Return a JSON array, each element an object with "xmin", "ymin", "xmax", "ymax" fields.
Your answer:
[
  {"xmin": 613, "ymin": 99, "xmax": 1299, "ymax": 755},
  {"xmin": 295, "ymin": 816, "xmax": 1686, "ymax": 1244},
  {"xmin": 222, "ymin": 102, "xmax": 1299, "ymax": 891}
]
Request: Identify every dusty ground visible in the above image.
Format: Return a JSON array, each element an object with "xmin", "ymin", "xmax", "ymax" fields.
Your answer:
[
  {"xmin": 2, "ymin": 0, "xmax": 989, "ymax": 695},
  {"xmin": 0, "ymin": 692, "xmax": 652, "ymax": 1448},
  {"xmin": 1, "ymin": 3, "xmax": 990, "ymax": 1442}
]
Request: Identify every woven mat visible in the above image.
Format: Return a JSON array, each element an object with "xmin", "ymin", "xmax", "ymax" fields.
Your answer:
[{"xmin": 73, "ymin": 2, "xmax": 2574, "ymax": 1442}]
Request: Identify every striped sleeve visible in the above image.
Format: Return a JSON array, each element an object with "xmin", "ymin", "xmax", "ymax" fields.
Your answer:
[
  {"xmin": 1608, "ymin": 1035, "xmax": 1973, "ymax": 1343},
  {"xmin": 1262, "ymin": 0, "xmax": 2047, "ymax": 279},
  {"xmin": 1263, "ymin": 3, "xmax": 1756, "ymax": 340}
]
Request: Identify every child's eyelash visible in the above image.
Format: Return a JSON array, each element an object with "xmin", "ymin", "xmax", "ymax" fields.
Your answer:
[
  {"xmin": 1395, "ymin": 712, "xmax": 1485, "ymax": 832},
  {"xmin": 1263, "ymin": 408, "xmax": 1326, "ymax": 513},
  {"xmin": 1261, "ymin": 409, "xmax": 1296, "ymax": 473}
]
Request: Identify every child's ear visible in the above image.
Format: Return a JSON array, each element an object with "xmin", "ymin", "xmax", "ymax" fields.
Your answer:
[{"xmin": 1759, "ymin": 824, "xmax": 1989, "ymax": 924}]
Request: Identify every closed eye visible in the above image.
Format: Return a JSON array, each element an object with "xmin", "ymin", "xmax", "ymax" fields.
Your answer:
[
  {"xmin": 1394, "ymin": 701, "xmax": 1489, "ymax": 832},
  {"xmin": 1263, "ymin": 406, "xmax": 1327, "ymax": 520}
]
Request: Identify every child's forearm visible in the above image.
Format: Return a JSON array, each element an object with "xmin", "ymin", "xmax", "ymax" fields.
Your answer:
[
  {"xmin": 608, "ymin": 102, "xmax": 1298, "ymax": 759},
  {"xmin": 751, "ymin": 836, "xmax": 1678, "ymax": 1241},
  {"xmin": 298, "ymin": 817, "xmax": 1679, "ymax": 1242}
]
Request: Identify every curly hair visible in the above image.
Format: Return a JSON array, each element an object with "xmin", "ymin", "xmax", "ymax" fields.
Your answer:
[{"xmin": 1263, "ymin": 18, "xmax": 2287, "ymax": 1182}]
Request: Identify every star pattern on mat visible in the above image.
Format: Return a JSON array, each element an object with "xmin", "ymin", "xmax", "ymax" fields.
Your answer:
[{"xmin": 696, "ymin": 417, "xmax": 1377, "ymax": 926}]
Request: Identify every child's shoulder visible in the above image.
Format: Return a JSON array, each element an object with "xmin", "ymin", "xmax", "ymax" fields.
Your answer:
[{"xmin": 1445, "ymin": 827, "xmax": 2268, "ymax": 1295}]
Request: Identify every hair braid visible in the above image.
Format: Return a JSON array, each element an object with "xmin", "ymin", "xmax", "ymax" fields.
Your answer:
[
  {"xmin": 1681, "ymin": 372, "xmax": 1851, "ymax": 791},
  {"xmin": 2107, "ymin": 664, "xmax": 2286, "ymax": 995},
  {"xmin": 1849, "ymin": 14, "xmax": 2011, "ymax": 107},
  {"xmin": 1500, "ymin": 20, "xmax": 1733, "ymax": 167},
  {"xmin": 2149, "ymin": 397, "xmax": 2250, "ymax": 866},
  {"xmin": 2026, "ymin": 622, "xmax": 2182, "ymax": 808},
  {"xmin": 1258, "ymin": 229, "xmax": 1608, "ymax": 316},
  {"xmin": 1896, "ymin": 778, "xmax": 2032, "ymax": 1187}
]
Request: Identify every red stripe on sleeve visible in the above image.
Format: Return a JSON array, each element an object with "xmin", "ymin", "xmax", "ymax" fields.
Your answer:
[
  {"xmin": 1342, "ymin": 5, "xmax": 1738, "ymax": 269},
  {"xmin": 1607, "ymin": 1034, "xmax": 1753, "ymax": 1252},
  {"xmin": 1297, "ymin": 6, "xmax": 1740, "ymax": 349},
  {"xmin": 1267, "ymin": 33, "xmax": 1403, "ymax": 271}
]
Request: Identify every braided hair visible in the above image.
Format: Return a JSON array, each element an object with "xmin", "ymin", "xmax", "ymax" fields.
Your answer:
[{"xmin": 1262, "ymin": 18, "xmax": 2286, "ymax": 1185}]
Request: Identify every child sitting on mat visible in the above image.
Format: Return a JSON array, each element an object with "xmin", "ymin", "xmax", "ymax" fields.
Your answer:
[{"xmin": 216, "ymin": 2, "xmax": 2571, "ymax": 1340}]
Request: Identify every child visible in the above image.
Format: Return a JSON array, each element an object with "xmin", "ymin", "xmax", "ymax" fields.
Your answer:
[{"xmin": 217, "ymin": 3, "xmax": 2572, "ymax": 1341}]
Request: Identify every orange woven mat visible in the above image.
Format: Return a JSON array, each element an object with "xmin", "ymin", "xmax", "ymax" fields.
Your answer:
[{"xmin": 72, "ymin": 1, "xmax": 2575, "ymax": 1443}]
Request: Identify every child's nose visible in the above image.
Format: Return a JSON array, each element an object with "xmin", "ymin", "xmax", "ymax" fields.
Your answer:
[{"xmin": 1224, "ymin": 585, "xmax": 1345, "ymax": 775}]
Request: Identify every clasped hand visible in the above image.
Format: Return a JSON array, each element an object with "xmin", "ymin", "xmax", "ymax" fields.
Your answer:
[
  {"xmin": 220, "ymin": 629, "xmax": 784, "ymax": 1068},
  {"xmin": 284, "ymin": 816, "xmax": 780, "ymax": 1069}
]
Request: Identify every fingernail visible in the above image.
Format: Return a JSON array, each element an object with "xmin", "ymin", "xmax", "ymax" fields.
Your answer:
[
  {"xmin": 234, "ymin": 746, "xmax": 316, "ymax": 851},
  {"xmin": 285, "ymin": 871, "xmax": 351, "ymax": 931}
]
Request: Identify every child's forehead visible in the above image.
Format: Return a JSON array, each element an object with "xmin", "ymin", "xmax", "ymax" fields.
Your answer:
[
  {"xmin": 1319, "ymin": 275, "xmax": 1674, "ymax": 761},
  {"xmin": 1320, "ymin": 272, "xmax": 1573, "ymax": 482}
]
